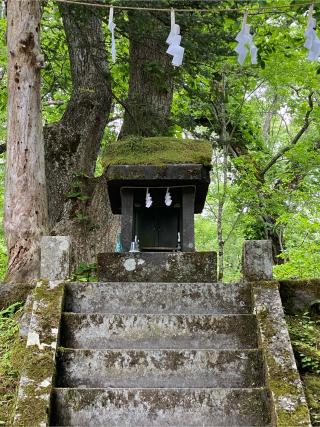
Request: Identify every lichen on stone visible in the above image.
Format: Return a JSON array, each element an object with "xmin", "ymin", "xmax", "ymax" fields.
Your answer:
[
  {"xmin": 12, "ymin": 280, "xmax": 65, "ymax": 426},
  {"xmin": 252, "ymin": 283, "xmax": 311, "ymax": 426}
]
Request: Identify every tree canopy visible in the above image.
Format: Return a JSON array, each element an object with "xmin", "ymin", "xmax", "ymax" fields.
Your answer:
[{"xmin": 0, "ymin": 0, "xmax": 319, "ymax": 281}]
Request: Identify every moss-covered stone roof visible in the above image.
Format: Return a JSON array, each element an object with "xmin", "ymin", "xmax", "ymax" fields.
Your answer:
[{"xmin": 102, "ymin": 136, "xmax": 212, "ymax": 168}]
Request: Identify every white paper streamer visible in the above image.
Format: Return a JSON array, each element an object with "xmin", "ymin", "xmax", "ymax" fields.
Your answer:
[
  {"xmin": 165, "ymin": 188, "xmax": 172, "ymax": 206},
  {"xmin": 235, "ymin": 12, "xmax": 258, "ymax": 65},
  {"xmin": 108, "ymin": 6, "xmax": 116, "ymax": 63},
  {"xmin": 304, "ymin": 5, "xmax": 320, "ymax": 61},
  {"xmin": 146, "ymin": 188, "xmax": 153, "ymax": 208},
  {"xmin": 166, "ymin": 9, "xmax": 184, "ymax": 67}
]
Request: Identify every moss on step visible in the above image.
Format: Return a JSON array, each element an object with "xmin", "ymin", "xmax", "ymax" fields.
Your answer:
[
  {"xmin": 277, "ymin": 405, "xmax": 311, "ymax": 426},
  {"xmin": 252, "ymin": 283, "xmax": 311, "ymax": 426},
  {"xmin": 262, "ymin": 314, "xmax": 310, "ymax": 425},
  {"xmin": 13, "ymin": 280, "xmax": 64, "ymax": 426},
  {"xmin": 102, "ymin": 136, "xmax": 212, "ymax": 168},
  {"xmin": 302, "ymin": 374, "xmax": 320, "ymax": 426}
]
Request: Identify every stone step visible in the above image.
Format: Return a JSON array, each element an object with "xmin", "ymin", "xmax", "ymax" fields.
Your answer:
[
  {"xmin": 64, "ymin": 281, "xmax": 252, "ymax": 314},
  {"xmin": 60, "ymin": 313, "xmax": 258, "ymax": 350},
  {"xmin": 56, "ymin": 348, "xmax": 264, "ymax": 388},
  {"xmin": 51, "ymin": 387, "xmax": 271, "ymax": 426}
]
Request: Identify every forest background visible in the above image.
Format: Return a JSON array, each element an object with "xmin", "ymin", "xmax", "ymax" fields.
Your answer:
[
  {"xmin": 0, "ymin": 0, "xmax": 320, "ymax": 282},
  {"xmin": 0, "ymin": 0, "xmax": 320, "ymax": 424}
]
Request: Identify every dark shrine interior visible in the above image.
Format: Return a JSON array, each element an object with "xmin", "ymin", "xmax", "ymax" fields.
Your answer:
[{"xmin": 133, "ymin": 188, "xmax": 182, "ymax": 252}]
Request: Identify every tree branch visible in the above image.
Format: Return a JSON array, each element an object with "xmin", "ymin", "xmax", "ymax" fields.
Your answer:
[{"xmin": 261, "ymin": 92, "xmax": 314, "ymax": 177}]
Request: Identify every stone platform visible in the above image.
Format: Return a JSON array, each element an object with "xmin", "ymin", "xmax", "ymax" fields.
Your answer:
[{"xmin": 97, "ymin": 252, "xmax": 217, "ymax": 283}]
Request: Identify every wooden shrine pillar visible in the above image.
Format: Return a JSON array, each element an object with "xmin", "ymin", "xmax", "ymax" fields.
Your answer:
[{"xmin": 181, "ymin": 186, "xmax": 195, "ymax": 252}]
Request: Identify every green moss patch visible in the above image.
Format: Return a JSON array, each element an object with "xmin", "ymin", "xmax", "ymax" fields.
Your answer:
[
  {"xmin": 287, "ymin": 313, "xmax": 320, "ymax": 425},
  {"xmin": 102, "ymin": 136, "xmax": 212, "ymax": 168},
  {"xmin": 302, "ymin": 374, "xmax": 320, "ymax": 426},
  {"xmin": 12, "ymin": 280, "xmax": 65, "ymax": 426},
  {"xmin": 0, "ymin": 302, "xmax": 24, "ymax": 426}
]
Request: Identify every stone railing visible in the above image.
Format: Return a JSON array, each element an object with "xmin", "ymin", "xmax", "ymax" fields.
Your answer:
[
  {"xmin": 243, "ymin": 240, "xmax": 311, "ymax": 426},
  {"xmin": 13, "ymin": 236, "xmax": 70, "ymax": 426}
]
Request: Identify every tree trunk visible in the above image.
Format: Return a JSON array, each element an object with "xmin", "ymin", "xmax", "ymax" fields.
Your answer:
[
  {"xmin": 53, "ymin": 174, "xmax": 119, "ymax": 268},
  {"xmin": 217, "ymin": 141, "xmax": 228, "ymax": 281},
  {"xmin": 44, "ymin": 2, "xmax": 111, "ymax": 227},
  {"xmin": 4, "ymin": 0, "xmax": 48, "ymax": 283},
  {"xmin": 44, "ymin": 2, "xmax": 119, "ymax": 269},
  {"xmin": 120, "ymin": 9, "xmax": 173, "ymax": 137}
]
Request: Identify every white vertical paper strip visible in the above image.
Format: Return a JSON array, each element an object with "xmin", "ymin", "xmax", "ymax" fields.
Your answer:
[
  {"xmin": 234, "ymin": 12, "xmax": 258, "ymax": 65},
  {"xmin": 146, "ymin": 188, "xmax": 153, "ymax": 208},
  {"xmin": 166, "ymin": 8, "xmax": 184, "ymax": 67},
  {"xmin": 165, "ymin": 188, "xmax": 172, "ymax": 206},
  {"xmin": 108, "ymin": 6, "xmax": 116, "ymax": 63},
  {"xmin": 304, "ymin": 5, "xmax": 320, "ymax": 61}
]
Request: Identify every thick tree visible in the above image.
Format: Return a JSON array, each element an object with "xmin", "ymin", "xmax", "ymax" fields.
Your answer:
[
  {"xmin": 4, "ymin": 0, "xmax": 48, "ymax": 283},
  {"xmin": 120, "ymin": 9, "xmax": 174, "ymax": 137},
  {"xmin": 44, "ymin": 3, "xmax": 119, "ymax": 268}
]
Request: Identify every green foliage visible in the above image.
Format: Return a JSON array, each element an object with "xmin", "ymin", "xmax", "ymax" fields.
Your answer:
[
  {"xmin": 195, "ymin": 185, "xmax": 245, "ymax": 283},
  {"xmin": 73, "ymin": 211, "xmax": 89, "ymax": 222},
  {"xmin": 274, "ymin": 209, "xmax": 320, "ymax": 280},
  {"xmin": 0, "ymin": 15, "xmax": 7, "ymax": 146},
  {"xmin": 102, "ymin": 136, "xmax": 213, "ymax": 167},
  {"xmin": 72, "ymin": 262, "xmax": 97, "ymax": 282},
  {"xmin": 287, "ymin": 312, "xmax": 320, "ymax": 425},
  {"xmin": 41, "ymin": 3, "xmax": 71, "ymax": 124},
  {"xmin": 303, "ymin": 374, "xmax": 320, "ymax": 426},
  {"xmin": 287, "ymin": 312, "xmax": 320, "ymax": 374},
  {"xmin": 0, "ymin": 159, "xmax": 7, "ymax": 280},
  {"xmin": 0, "ymin": 302, "xmax": 24, "ymax": 425}
]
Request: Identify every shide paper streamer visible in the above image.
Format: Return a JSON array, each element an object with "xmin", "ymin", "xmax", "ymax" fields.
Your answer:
[
  {"xmin": 101, "ymin": 3, "xmax": 320, "ymax": 68},
  {"xmin": 165, "ymin": 188, "xmax": 172, "ymax": 206},
  {"xmin": 166, "ymin": 8, "xmax": 185, "ymax": 67},
  {"xmin": 304, "ymin": 4, "xmax": 320, "ymax": 61},
  {"xmin": 146, "ymin": 188, "xmax": 153, "ymax": 208},
  {"xmin": 235, "ymin": 12, "xmax": 258, "ymax": 65},
  {"xmin": 108, "ymin": 6, "xmax": 116, "ymax": 63}
]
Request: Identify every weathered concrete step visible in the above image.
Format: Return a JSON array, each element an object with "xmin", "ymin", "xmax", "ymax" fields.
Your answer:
[
  {"xmin": 56, "ymin": 349, "xmax": 264, "ymax": 388},
  {"xmin": 51, "ymin": 387, "xmax": 271, "ymax": 426},
  {"xmin": 60, "ymin": 313, "xmax": 258, "ymax": 349},
  {"xmin": 64, "ymin": 281, "xmax": 252, "ymax": 314}
]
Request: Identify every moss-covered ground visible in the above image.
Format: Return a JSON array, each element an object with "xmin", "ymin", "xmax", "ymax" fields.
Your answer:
[
  {"xmin": 0, "ymin": 302, "xmax": 24, "ymax": 425},
  {"xmin": 286, "ymin": 313, "xmax": 320, "ymax": 426},
  {"xmin": 102, "ymin": 136, "xmax": 212, "ymax": 168},
  {"xmin": 303, "ymin": 374, "xmax": 320, "ymax": 426}
]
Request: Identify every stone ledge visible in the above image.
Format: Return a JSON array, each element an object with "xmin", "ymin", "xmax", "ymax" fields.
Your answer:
[
  {"xmin": 279, "ymin": 278, "xmax": 320, "ymax": 314},
  {"xmin": 251, "ymin": 281, "xmax": 311, "ymax": 426},
  {"xmin": 40, "ymin": 236, "xmax": 70, "ymax": 281},
  {"xmin": 242, "ymin": 240, "xmax": 273, "ymax": 281},
  {"xmin": 97, "ymin": 252, "xmax": 217, "ymax": 283},
  {"xmin": 13, "ymin": 280, "xmax": 65, "ymax": 426}
]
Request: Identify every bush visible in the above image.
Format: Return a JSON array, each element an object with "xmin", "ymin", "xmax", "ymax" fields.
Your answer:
[{"xmin": 287, "ymin": 312, "xmax": 320, "ymax": 425}]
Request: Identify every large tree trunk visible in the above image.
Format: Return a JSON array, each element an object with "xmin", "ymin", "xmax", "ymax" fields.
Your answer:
[
  {"xmin": 44, "ymin": 2, "xmax": 111, "ymax": 227},
  {"xmin": 4, "ymin": 0, "xmax": 48, "ymax": 283},
  {"xmin": 53, "ymin": 175, "xmax": 119, "ymax": 268},
  {"xmin": 120, "ymin": 9, "xmax": 173, "ymax": 137},
  {"xmin": 44, "ymin": 2, "xmax": 119, "ymax": 269}
]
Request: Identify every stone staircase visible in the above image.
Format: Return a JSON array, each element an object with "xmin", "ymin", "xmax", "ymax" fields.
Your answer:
[{"xmin": 50, "ymin": 281, "xmax": 272, "ymax": 426}]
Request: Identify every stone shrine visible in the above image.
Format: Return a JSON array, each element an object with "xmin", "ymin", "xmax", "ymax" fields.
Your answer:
[{"xmin": 106, "ymin": 163, "xmax": 210, "ymax": 252}]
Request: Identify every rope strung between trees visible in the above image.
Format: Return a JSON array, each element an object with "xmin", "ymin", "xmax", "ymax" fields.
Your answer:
[
  {"xmin": 54, "ymin": 0, "xmax": 320, "ymax": 15},
  {"xmin": 52, "ymin": 1, "xmax": 320, "ymax": 66}
]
